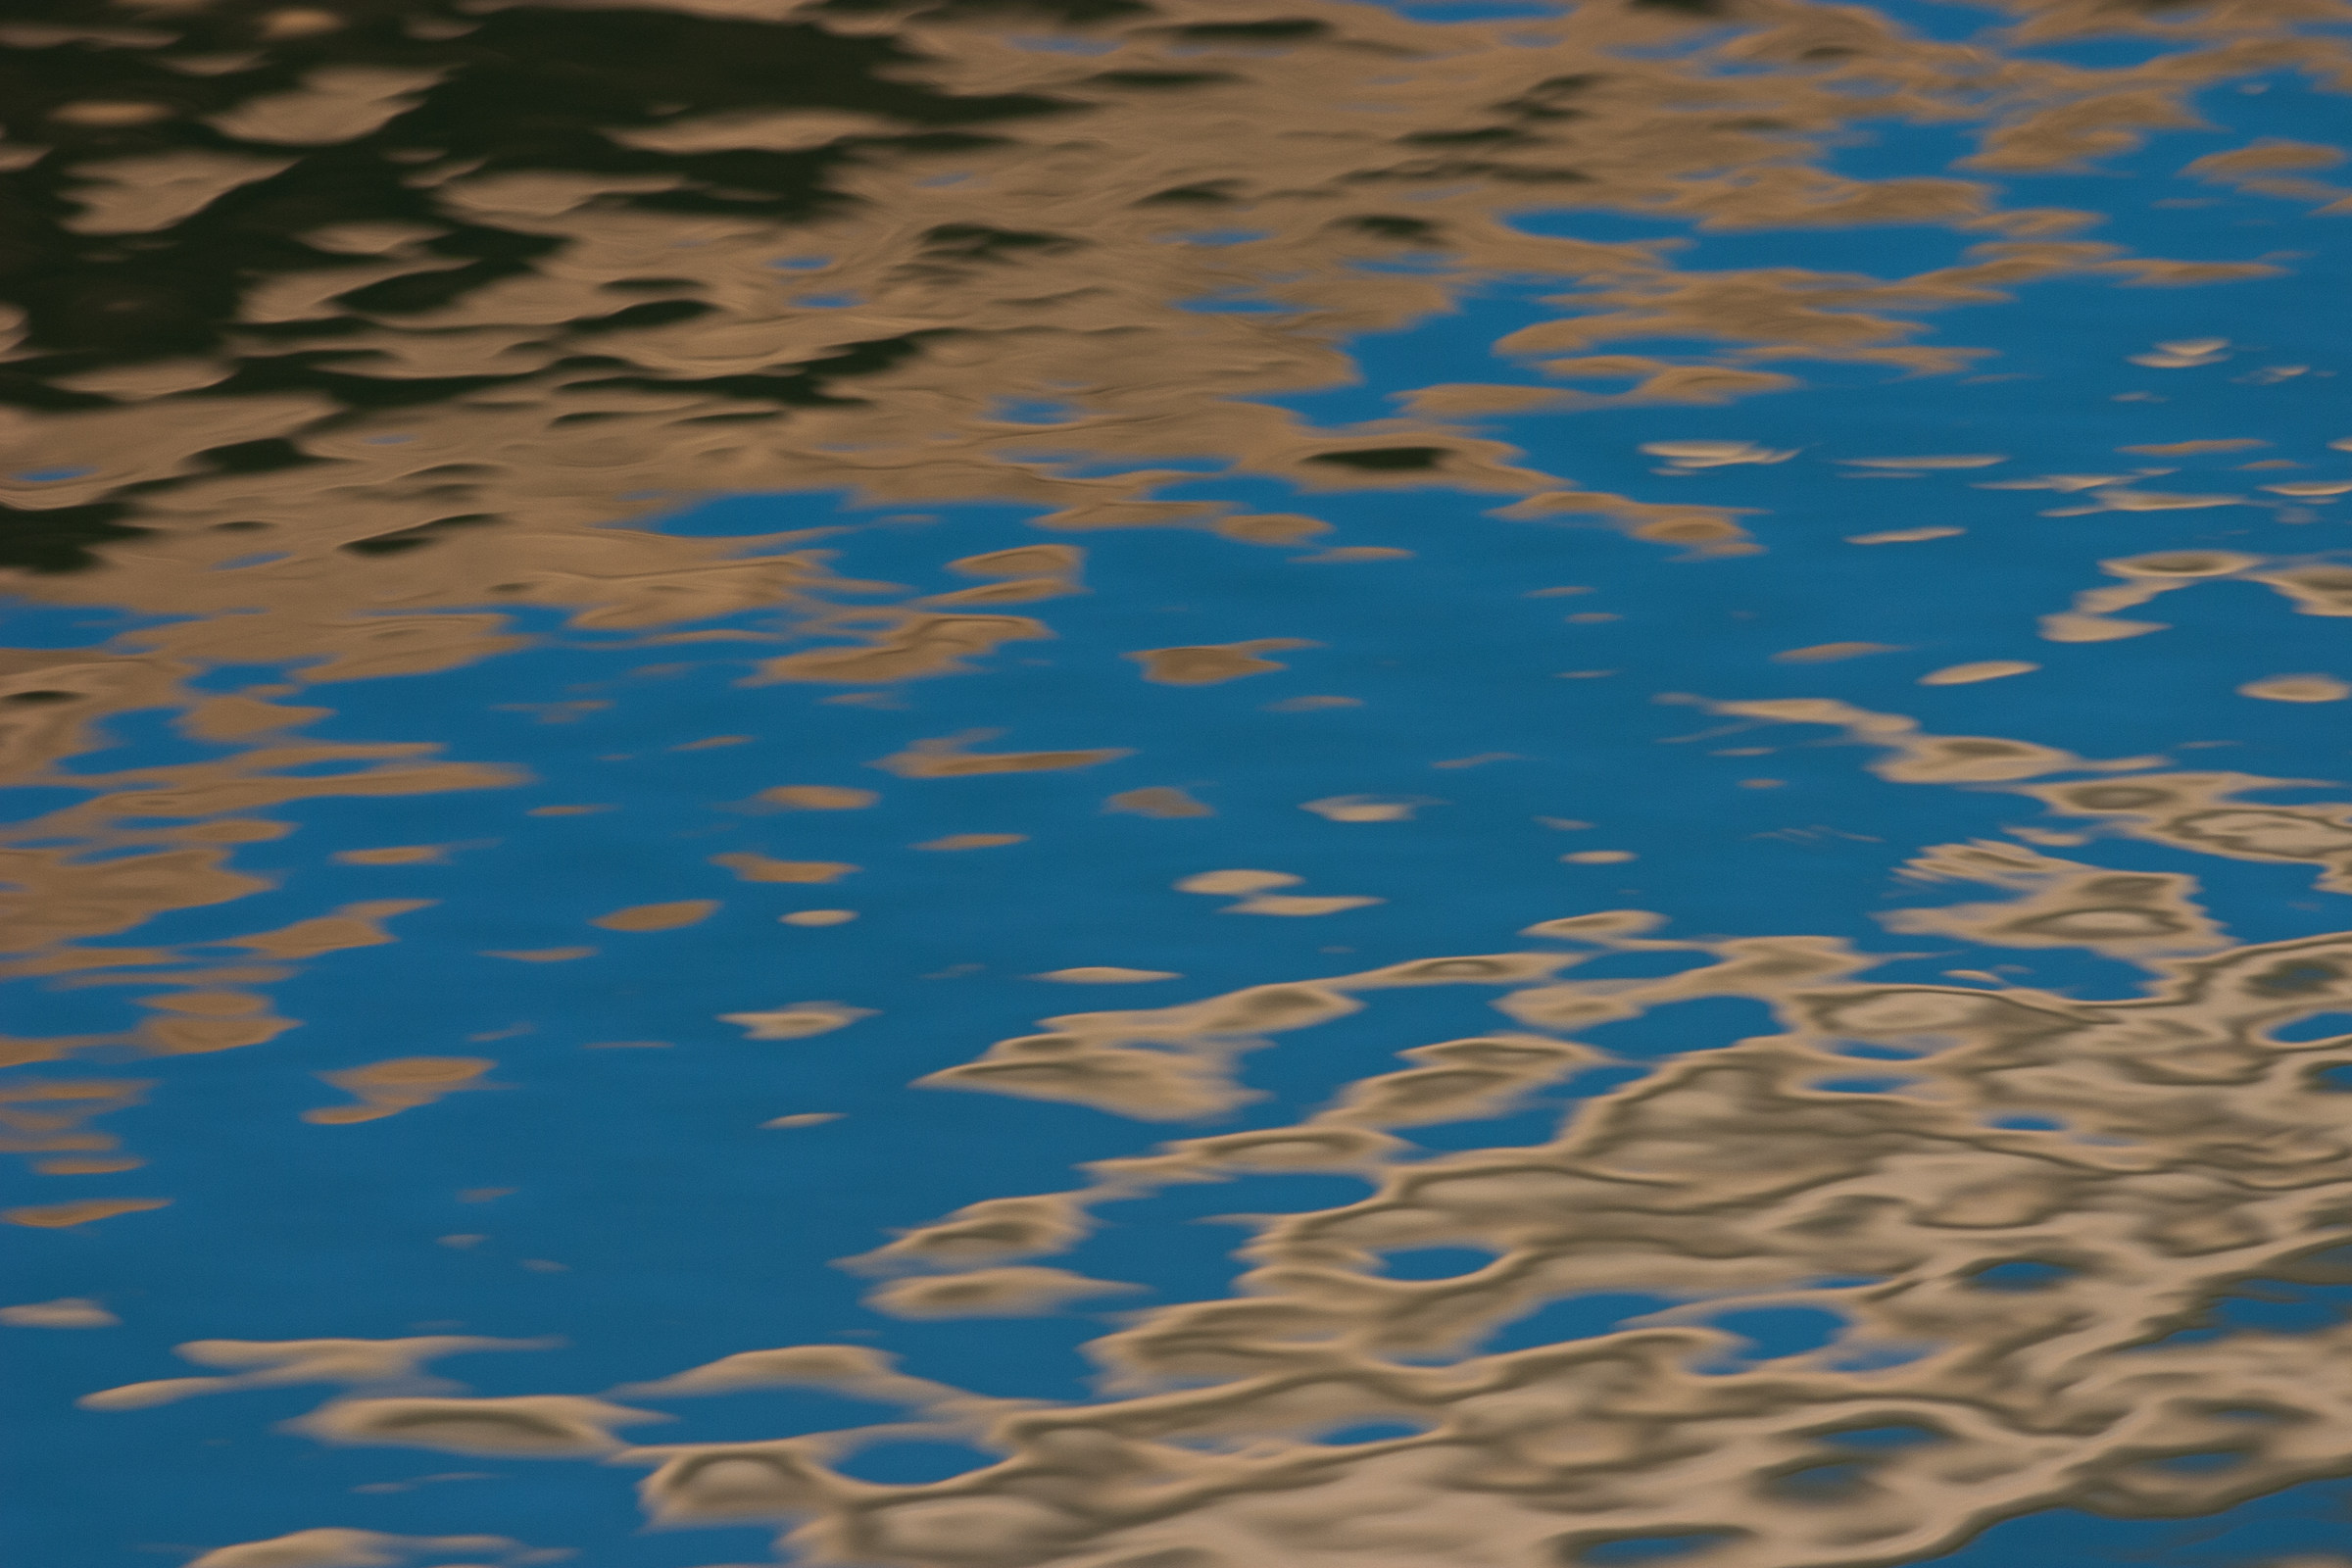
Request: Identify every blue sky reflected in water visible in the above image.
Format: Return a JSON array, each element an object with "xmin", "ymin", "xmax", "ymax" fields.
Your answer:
[{"xmin": 3, "ymin": 1, "xmax": 2352, "ymax": 1565}]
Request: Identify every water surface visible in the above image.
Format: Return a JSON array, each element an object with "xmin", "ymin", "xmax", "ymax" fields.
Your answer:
[{"xmin": 4, "ymin": 1, "xmax": 2352, "ymax": 1565}]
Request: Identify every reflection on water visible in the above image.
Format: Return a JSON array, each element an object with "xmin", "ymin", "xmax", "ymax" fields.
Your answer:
[{"xmin": 3, "ymin": 0, "xmax": 2352, "ymax": 1562}]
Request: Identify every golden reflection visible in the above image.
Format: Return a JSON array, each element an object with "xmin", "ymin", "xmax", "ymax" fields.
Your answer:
[
  {"xmin": 1772, "ymin": 641, "xmax": 1904, "ymax": 663},
  {"xmin": 1034, "ymin": 967, "xmax": 1183, "ymax": 984},
  {"xmin": 302, "ymin": 1056, "xmax": 500, "ymax": 1125},
  {"xmin": 2240, "ymin": 674, "xmax": 2351, "ymax": 702},
  {"xmin": 0, "ymin": 0, "xmax": 2320, "ymax": 675},
  {"xmin": 867, "ymin": 1267, "xmax": 1142, "ymax": 1319},
  {"xmin": 330, "ymin": 845, "xmax": 454, "ymax": 865},
  {"xmin": 876, "ymin": 732, "xmax": 1133, "ymax": 778},
  {"xmin": 710, "ymin": 854, "xmax": 859, "ymax": 883},
  {"xmin": 590, "ymin": 900, "xmax": 720, "ymax": 931},
  {"xmin": 1126, "ymin": 639, "xmax": 1315, "ymax": 684},
  {"xmin": 120, "ymin": 697, "xmax": 2352, "ymax": 1561},
  {"xmin": 0, "ymin": 1298, "xmax": 119, "ymax": 1328},
  {"xmin": 1103, "ymin": 786, "xmax": 1213, "ymax": 817},
  {"xmin": 0, "ymin": 1077, "xmax": 149, "ymax": 1171},
  {"xmin": 182, "ymin": 1532, "xmax": 557, "ymax": 1568},
  {"xmin": 4, "ymin": 1198, "xmax": 171, "ymax": 1229},
  {"xmin": 720, "ymin": 1003, "xmax": 874, "ymax": 1040},
  {"xmin": 1302, "ymin": 795, "xmax": 1439, "ymax": 821},
  {"xmin": 79, "ymin": 1334, "xmax": 562, "ymax": 1412},
  {"xmin": 6, "ymin": 0, "xmax": 2352, "ymax": 1559},
  {"xmin": 747, "ymin": 612, "xmax": 1054, "ymax": 685},
  {"xmin": 1919, "ymin": 660, "xmax": 2038, "ymax": 685},
  {"xmin": 759, "ymin": 785, "xmax": 881, "ymax": 809}
]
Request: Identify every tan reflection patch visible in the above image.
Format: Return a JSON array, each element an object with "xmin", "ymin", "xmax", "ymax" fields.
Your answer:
[
  {"xmin": 4, "ymin": 1198, "xmax": 169, "ymax": 1228},
  {"xmin": 184, "ymin": 821, "xmax": 294, "ymax": 845},
  {"xmin": 1700, "ymin": 696, "xmax": 2120, "ymax": 784},
  {"xmin": 2026, "ymin": 547, "xmax": 2340, "ymax": 643},
  {"xmin": 709, "ymin": 855, "xmax": 858, "ymax": 884},
  {"xmin": 1225, "ymin": 894, "xmax": 1383, "ymax": 916},
  {"xmin": 1399, "ymin": 384, "xmax": 1576, "ymax": 416},
  {"xmin": 2041, "ymin": 612, "xmax": 2167, "ymax": 643},
  {"xmin": 80, "ymin": 757, "xmax": 521, "ymax": 823},
  {"xmin": 289, "ymin": 1396, "xmax": 658, "ymax": 1456},
  {"xmin": 949, "ymin": 545, "xmax": 1083, "ymax": 579},
  {"xmin": 1126, "ymin": 639, "xmax": 1315, "ymax": 684},
  {"xmin": 1296, "ymin": 546, "xmax": 1415, "ymax": 563},
  {"xmin": 1885, "ymin": 841, "xmax": 2227, "ymax": 960},
  {"xmin": 0, "ymin": 1038, "xmax": 94, "ymax": 1071},
  {"xmin": 2120, "ymin": 438, "xmax": 2270, "ymax": 455},
  {"xmin": 1177, "ymin": 870, "xmax": 1300, "ymax": 895},
  {"xmin": 1849, "ymin": 527, "xmax": 1966, "ymax": 543},
  {"xmin": 1921, "ymin": 661, "xmax": 2039, "ymax": 685},
  {"xmin": 914, "ymin": 834, "xmax": 1027, "ymax": 851},
  {"xmin": 304, "ymin": 1057, "xmax": 499, "ymax": 1125},
  {"xmin": 0, "ymin": 847, "xmax": 273, "ymax": 953},
  {"xmin": 592, "ymin": 901, "xmax": 718, "ymax": 932},
  {"xmin": 758, "ymin": 786, "xmax": 878, "ymax": 810},
  {"xmin": 176, "ymin": 696, "xmax": 332, "ymax": 740},
  {"xmin": 126, "ymin": 987, "xmax": 295, "ymax": 1055},
  {"xmin": 867, "ymin": 1267, "xmax": 1141, "ymax": 1319},
  {"xmin": 136, "ymin": 1007, "xmax": 300, "ymax": 1056},
  {"xmin": 2184, "ymin": 140, "xmax": 2346, "ymax": 178},
  {"xmin": 1326, "ymin": 1035, "xmax": 1595, "ymax": 1127},
  {"xmin": 0, "ymin": 1298, "xmax": 119, "ymax": 1328},
  {"xmin": 1302, "ymin": 795, "xmax": 1438, "ymax": 822},
  {"xmin": 1631, "ymin": 367, "xmax": 1802, "ymax": 404},
  {"xmin": 1773, "ymin": 641, "xmax": 1904, "ymax": 663},
  {"xmin": 1653, "ymin": 437, "xmax": 1795, "ymax": 467},
  {"xmin": 612, "ymin": 1342, "xmax": 956, "ymax": 1401},
  {"xmin": 136, "ymin": 989, "xmax": 269, "ymax": 1015},
  {"xmin": 745, "ymin": 613, "xmax": 1050, "ymax": 685},
  {"xmin": 482, "ymin": 948, "xmax": 597, "ymax": 963},
  {"xmin": 875, "ymin": 733, "xmax": 1133, "ymax": 778},
  {"xmin": 1104, "ymin": 787, "xmax": 1213, "ymax": 817},
  {"xmin": 917, "ymin": 994, "xmax": 1361, "ymax": 1120},
  {"xmin": 720, "ymin": 1004, "xmax": 872, "ymax": 1040},
  {"xmin": 1034, "ymin": 968, "xmax": 1184, "ymax": 984},
  {"xmin": 0, "ymin": 1079, "xmax": 149, "ymax": 1172},
  {"xmin": 331, "ymin": 846, "xmax": 451, "ymax": 865},
  {"xmin": 920, "ymin": 577, "xmax": 1080, "ymax": 607},
  {"xmin": 1838, "ymin": 455, "xmax": 2007, "ymax": 469},
  {"xmin": 2054, "ymin": 489, "xmax": 2248, "ymax": 516},
  {"xmin": 1492, "ymin": 488, "xmax": 1763, "ymax": 555},
  {"xmin": 2240, "ymin": 675, "xmax": 2351, "ymax": 703},
  {"xmin": 78, "ymin": 1332, "xmax": 558, "ymax": 1412},
  {"xmin": 1214, "ymin": 514, "xmax": 1334, "ymax": 545},
  {"xmin": 38, "ymin": 965, "xmax": 289, "ymax": 989}
]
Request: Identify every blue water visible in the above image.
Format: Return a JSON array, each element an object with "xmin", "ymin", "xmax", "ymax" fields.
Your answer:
[{"xmin": 6, "ymin": 12, "xmax": 2352, "ymax": 1568}]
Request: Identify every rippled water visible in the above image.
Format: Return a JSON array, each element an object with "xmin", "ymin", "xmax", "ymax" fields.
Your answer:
[{"xmin": 4, "ymin": 1, "xmax": 2352, "ymax": 1565}]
